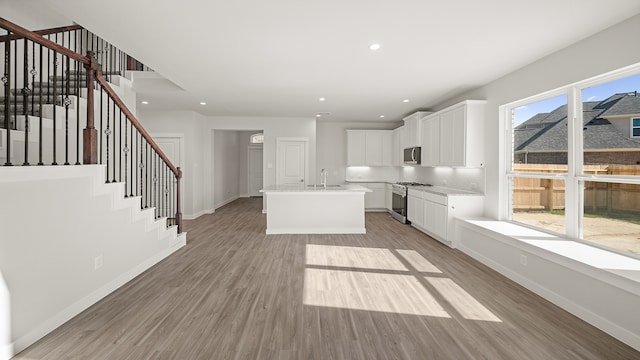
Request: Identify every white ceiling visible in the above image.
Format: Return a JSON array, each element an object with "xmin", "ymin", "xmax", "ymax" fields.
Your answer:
[{"xmin": 37, "ymin": 0, "xmax": 640, "ymax": 122}]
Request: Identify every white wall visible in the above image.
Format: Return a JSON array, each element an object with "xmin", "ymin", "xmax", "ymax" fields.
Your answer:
[
  {"xmin": 317, "ymin": 121, "xmax": 399, "ymax": 183},
  {"xmin": 138, "ymin": 109, "xmax": 206, "ymax": 219},
  {"xmin": 0, "ymin": 166, "xmax": 184, "ymax": 359},
  {"xmin": 213, "ymin": 130, "xmax": 241, "ymax": 208},
  {"xmin": 138, "ymin": 112, "xmax": 315, "ymax": 215},
  {"xmin": 237, "ymin": 131, "xmax": 260, "ymax": 197},
  {"xmin": 0, "ymin": 1, "xmax": 71, "ymax": 31},
  {"xmin": 431, "ymin": 14, "xmax": 640, "ymax": 219}
]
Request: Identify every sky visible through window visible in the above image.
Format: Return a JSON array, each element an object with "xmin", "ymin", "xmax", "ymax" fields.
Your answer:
[{"xmin": 513, "ymin": 74, "xmax": 640, "ymax": 127}]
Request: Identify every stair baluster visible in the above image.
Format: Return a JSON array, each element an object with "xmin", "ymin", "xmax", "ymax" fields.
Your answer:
[{"xmin": 1, "ymin": 18, "xmax": 183, "ymax": 233}]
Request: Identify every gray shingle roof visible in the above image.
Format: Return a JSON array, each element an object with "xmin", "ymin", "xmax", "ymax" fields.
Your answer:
[
  {"xmin": 599, "ymin": 92, "xmax": 640, "ymax": 117},
  {"xmin": 515, "ymin": 93, "xmax": 640, "ymax": 153}
]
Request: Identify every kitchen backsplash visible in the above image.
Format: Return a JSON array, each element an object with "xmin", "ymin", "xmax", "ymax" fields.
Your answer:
[
  {"xmin": 402, "ymin": 166, "xmax": 485, "ymax": 193},
  {"xmin": 345, "ymin": 166, "xmax": 400, "ymax": 183}
]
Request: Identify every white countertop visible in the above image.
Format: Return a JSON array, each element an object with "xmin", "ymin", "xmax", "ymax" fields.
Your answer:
[
  {"xmin": 260, "ymin": 184, "xmax": 372, "ymax": 193},
  {"xmin": 407, "ymin": 185, "xmax": 483, "ymax": 196}
]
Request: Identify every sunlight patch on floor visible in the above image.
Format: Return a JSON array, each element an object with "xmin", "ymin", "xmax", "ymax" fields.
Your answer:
[
  {"xmin": 303, "ymin": 268, "xmax": 450, "ymax": 317},
  {"xmin": 306, "ymin": 244, "xmax": 408, "ymax": 271},
  {"xmin": 425, "ymin": 277, "xmax": 502, "ymax": 322},
  {"xmin": 303, "ymin": 244, "xmax": 502, "ymax": 322},
  {"xmin": 396, "ymin": 249, "xmax": 442, "ymax": 273}
]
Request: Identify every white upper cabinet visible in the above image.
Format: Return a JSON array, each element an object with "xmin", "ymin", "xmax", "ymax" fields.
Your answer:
[
  {"xmin": 392, "ymin": 126, "xmax": 405, "ymax": 166},
  {"xmin": 420, "ymin": 100, "xmax": 486, "ymax": 167},
  {"xmin": 347, "ymin": 130, "xmax": 393, "ymax": 166},
  {"xmin": 402, "ymin": 111, "xmax": 432, "ymax": 148},
  {"xmin": 347, "ymin": 130, "xmax": 366, "ymax": 165},
  {"xmin": 421, "ymin": 115, "xmax": 440, "ymax": 166}
]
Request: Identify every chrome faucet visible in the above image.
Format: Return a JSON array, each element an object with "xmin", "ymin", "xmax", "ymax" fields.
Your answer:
[{"xmin": 320, "ymin": 168, "xmax": 327, "ymax": 189}]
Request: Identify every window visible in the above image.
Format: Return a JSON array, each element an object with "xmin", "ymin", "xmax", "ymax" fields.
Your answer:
[
  {"xmin": 633, "ymin": 118, "xmax": 640, "ymax": 138},
  {"xmin": 505, "ymin": 67, "xmax": 640, "ymax": 257},
  {"xmin": 250, "ymin": 133, "xmax": 264, "ymax": 144}
]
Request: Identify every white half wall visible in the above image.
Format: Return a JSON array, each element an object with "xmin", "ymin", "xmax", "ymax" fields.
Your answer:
[{"xmin": 0, "ymin": 166, "xmax": 185, "ymax": 359}]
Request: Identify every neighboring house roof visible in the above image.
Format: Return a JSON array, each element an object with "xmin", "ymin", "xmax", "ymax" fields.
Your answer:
[
  {"xmin": 599, "ymin": 92, "xmax": 640, "ymax": 117},
  {"xmin": 514, "ymin": 93, "xmax": 640, "ymax": 153}
]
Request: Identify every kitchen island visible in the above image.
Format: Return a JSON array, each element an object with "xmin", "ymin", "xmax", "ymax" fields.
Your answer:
[{"xmin": 260, "ymin": 184, "xmax": 372, "ymax": 234}]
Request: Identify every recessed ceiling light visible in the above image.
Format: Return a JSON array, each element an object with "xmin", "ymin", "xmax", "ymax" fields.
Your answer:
[
  {"xmin": 200, "ymin": 102, "xmax": 207, "ymax": 105},
  {"xmin": 379, "ymin": 115, "xmax": 385, "ymax": 118},
  {"xmin": 319, "ymin": 97, "xmax": 326, "ymax": 102},
  {"xmin": 403, "ymin": 99, "xmax": 410, "ymax": 103},
  {"xmin": 140, "ymin": 101, "xmax": 149, "ymax": 105},
  {"xmin": 369, "ymin": 43, "xmax": 381, "ymax": 51}
]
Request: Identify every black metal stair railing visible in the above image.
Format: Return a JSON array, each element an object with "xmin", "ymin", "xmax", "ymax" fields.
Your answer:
[{"xmin": 0, "ymin": 18, "xmax": 182, "ymax": 233}]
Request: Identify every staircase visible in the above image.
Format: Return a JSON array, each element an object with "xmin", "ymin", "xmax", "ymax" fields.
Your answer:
[{"xmin": 0, "ymin": 18, "xmax": 186, "ymax": 360}]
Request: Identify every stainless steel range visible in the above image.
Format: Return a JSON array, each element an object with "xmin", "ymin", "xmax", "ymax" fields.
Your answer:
[{"xmin": 390, "ymin": 182, "xmax": 429, "ymax": 224}]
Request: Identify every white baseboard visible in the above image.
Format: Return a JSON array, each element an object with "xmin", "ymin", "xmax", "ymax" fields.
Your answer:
[
  {"xmin": 183, "ymin": 208, "xmax": 214, "ymax": 220},
  {"xmin": 9, "ymin": 242, "xmax": 185, "ymax": 358},
  {"xmin": 214, "ymin": 196, "xmax": 240, "ymax": 210},
  {"xmin": 265, "ymin": 227, "xmax": 366, "ymax": 235}
]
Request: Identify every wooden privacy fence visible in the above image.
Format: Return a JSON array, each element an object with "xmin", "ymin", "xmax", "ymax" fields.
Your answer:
[{"xmin": 513, "ymin": 164, "xmax": 640, "ymax": 212}]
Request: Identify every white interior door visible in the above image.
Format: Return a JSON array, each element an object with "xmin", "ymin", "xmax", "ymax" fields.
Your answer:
[
  {"xmin": 277, "ymin": 139, "xmax": 307, "ymax": 185},
  {"xmin": 248, "ymin": 147, "xmax": 263, "ymax": 196}
]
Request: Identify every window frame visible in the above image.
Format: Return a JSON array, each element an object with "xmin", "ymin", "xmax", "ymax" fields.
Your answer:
[
  {"xmin": 632, "ymin": 117, "xmax": 640, "ymax": 138},
  {"xmin": 250, "ymin": 133, "xmax": 264, "ymax": 144},
  {"xmin": 502, "ymin": 63, "xmax": 640, "ymax": 258}
]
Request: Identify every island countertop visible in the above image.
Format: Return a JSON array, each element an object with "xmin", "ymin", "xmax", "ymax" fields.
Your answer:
[{"xmin": 260, "ymin": 184, "xmax": 372, "ymax": 193}]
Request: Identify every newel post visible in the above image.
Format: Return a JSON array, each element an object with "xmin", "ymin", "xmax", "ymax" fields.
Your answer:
[
  {"xmin": 83, "ymin": 51, "xmax": 98, "ymax": 164},
  {"xmin": 176, "ymin": 167, "xmax": 183, "ymax": 233}
]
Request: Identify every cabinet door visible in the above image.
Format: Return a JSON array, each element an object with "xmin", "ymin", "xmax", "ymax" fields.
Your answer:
[
  {"xmin": 450, "ymin": 106, "xmax": 466, "ymax": 166},
  {"xmin": 364, "ymin": 131, "xmax": 383, "ymax": 165},
  {"xmin": 365, "ymin": 183, "xmax": 386, "ymax": 209},
  {"xmin": 432, "ymin": 202, "xmax": 448, "ymax": 239},
  {"xmin": 424, "ymin": 201, "xmax": 447, "ymax": 239},
  {"xmin": 381, "ymin": 131, "xmax": 393, "ymax": 166},
  {"xmin": 408, "ymin": 196, "xmax": 424, "ymax": 227},
  {"xmin": 421, "ymin": 116, "xmax": 440, "ymax": 166},
  {"xmin": 393, "ymin": 127, "xmax": 405, "ymax": 166},
  {"xmin": 403, "ymin": 118, "xmax": 421, "ymax": 148},
  {"xmin": 385, "ymin": 184, "xmax": 392, "ymax": 210},
  {"xmin": 439, "ymin": 110, "xmax": 454, "ymax": 165},
  {"xmin": 347, "ymin": 131, "xmax": 365, "ymax": 165},
  {"xmin": 407, "ymin": 195, "xmax": 420, "ymax": 224}
]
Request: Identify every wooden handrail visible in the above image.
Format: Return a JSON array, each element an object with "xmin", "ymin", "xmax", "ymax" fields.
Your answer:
[
  {"xmin": 94, "ymin": 70, "xmax": 180, "ymax": 178},
  {"xmin": 0, "ymin": 24, "xmax": 83, "ymax": 42},
  {"xmin": 0, "ymin": 17, "xmax": 88, "ymax": 65}
]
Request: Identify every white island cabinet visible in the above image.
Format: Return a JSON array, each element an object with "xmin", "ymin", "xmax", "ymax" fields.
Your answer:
[{"xmin": 260, "ymin": 184, "xmax": 372, "ymax": 235}]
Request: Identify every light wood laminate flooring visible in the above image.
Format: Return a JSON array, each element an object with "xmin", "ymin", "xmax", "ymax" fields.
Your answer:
[{"xmin": 14, "ymin": 198, "xmax": 640, "ymax": 359}]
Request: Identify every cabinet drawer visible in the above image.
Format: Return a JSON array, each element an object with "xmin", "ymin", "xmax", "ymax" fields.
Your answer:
[
  {"xmin": 424, "ymin": 192, "xmax": 447, "ymax": 205},
  {"xmin": 408, "ymin": 188, "xmax": 425, "ymax": 198}
]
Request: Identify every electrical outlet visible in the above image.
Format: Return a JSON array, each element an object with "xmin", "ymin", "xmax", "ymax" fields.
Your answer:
[
  {"xmin": 94, "ymin": 255, "xmax": 103, "ymax": 270},
  {"xmin": 520, "ymin": 254, "xmax": 527, "ymax": 266}
]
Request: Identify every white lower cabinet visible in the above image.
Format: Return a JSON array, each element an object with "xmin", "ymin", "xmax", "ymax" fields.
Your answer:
[
  {"xmin": 364, "ymin": 182, "xmax": 386, "ymax": 210},
  {"xmin": 407, "ymin": 194, "xmax": 423, "ymax": 227},
  {"xmin": 385, "ymin": 183, "xmax": 392, "ymax": 211},
  {"xmin": 408, "ymin": 188, "xmax": 483, "ymax": 247}
]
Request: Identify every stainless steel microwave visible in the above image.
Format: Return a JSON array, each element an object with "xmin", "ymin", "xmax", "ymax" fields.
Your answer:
[{"xmin": 403, "ymin": 147, "xmax": 421, "ymax": 165}]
